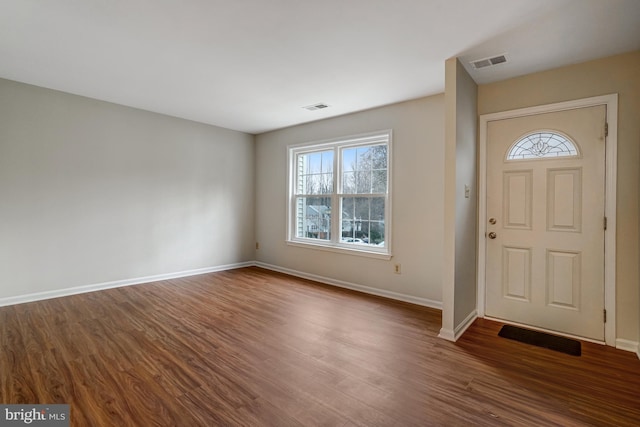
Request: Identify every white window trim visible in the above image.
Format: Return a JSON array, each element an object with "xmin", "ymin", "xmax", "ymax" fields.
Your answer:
[{"xmin": 286, "ymin": 130, "xmax": 393, "ymax": 260}]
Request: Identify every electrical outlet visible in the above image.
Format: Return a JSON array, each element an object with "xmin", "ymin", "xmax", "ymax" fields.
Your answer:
[{"xmin": 394, "ymin": 264, "xmax": 401, "ymax": 274}]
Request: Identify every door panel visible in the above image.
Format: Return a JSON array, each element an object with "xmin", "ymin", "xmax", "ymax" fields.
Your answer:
[
  {"xmin": 547, "ymin": 168, "xmax": 581, "ymax": 232},
  {"xmin": 502, "ymin": 246, "xmax": 531, "ymax": 301},
  {"xmin": 546, "ymin": 249, "xmax": 580, "ymax": 309},
  {"xmin": 503, "ymin": 171, "xmax": 532, "ymax": 229},
  {"xmin": 485, "ymin": 105, "xmax": 606, "ymax": 341}
]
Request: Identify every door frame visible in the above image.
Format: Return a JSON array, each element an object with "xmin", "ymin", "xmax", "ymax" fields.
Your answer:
[{"xmin": 477, "ymin": 94, "xmax": 618, "ymax": 346}]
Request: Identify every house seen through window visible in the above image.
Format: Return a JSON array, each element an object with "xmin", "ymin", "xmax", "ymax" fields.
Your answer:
[{"xmin": 288, "ymin": 131, "xmax": 391, "ymax": 256}]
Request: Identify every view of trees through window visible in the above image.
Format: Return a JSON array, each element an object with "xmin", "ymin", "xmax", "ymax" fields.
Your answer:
[
  {"xmin": 341, "ymin": 144, "xmax": 386, "ymax": 245},
  {"xmin": 293, "ymin": 141, "xmax": 388, "ymax": 249}
]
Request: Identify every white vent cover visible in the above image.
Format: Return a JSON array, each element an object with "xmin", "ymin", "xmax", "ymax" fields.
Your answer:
[
  {"xmin": 303, "ymin": 103, "xmax": 330, "ymax": 111},
  {"xmin": 470, "ymin": 54, "xmax": 508, "ymax": 69}
]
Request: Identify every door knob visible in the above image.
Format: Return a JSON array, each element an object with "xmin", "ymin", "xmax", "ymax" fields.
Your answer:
[{"xmin": 488, "ymin": 232, "xmax": 497, "ymax": 239}]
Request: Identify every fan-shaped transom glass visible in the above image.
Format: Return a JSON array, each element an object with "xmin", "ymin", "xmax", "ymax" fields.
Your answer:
[{"xmin": 506, "ymin": 132, "xmax": 579, "ymax": 160}]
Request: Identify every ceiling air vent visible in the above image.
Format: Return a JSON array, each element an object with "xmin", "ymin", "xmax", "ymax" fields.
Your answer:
[
  {"xmin": 470, "ymin": 54, "xmax": 508, "ymax": 70},
  {"xmin": 303, "ymin": 103, "xmax": 330, "ymax": 111}
]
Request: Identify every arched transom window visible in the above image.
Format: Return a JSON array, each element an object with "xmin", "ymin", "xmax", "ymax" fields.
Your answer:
[{"xmin": 506, "ymin": 131, "xmax": 579, "ymax": 160}]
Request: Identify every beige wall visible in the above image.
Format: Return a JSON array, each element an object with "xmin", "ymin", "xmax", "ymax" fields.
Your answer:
[
  {"xmin": 478, "ymin": 51, "xmax": 640, "ymax": 343},
  {"xmin": 453, "ymin": 60, "xmax": 478, "ymax": 328},
  {"xmin": 0, "ymin": 78, "xmax": 255, "ymax": 300},
  {"xmin": 255, "ymin": 96, "xmax": 445, "ymax": 305},
  {"xmin": 441, "ymin": 58, "xmax": 478, "ymax": 339}
]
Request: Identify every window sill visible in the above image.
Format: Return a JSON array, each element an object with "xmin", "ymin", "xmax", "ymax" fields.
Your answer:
[{"xmin": 286, "ymin": 240, "xmax": 392, "ymax": 260}]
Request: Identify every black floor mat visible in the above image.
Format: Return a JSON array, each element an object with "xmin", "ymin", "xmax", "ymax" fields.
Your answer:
[{"xmin": 498, "ymin": 325, "xmax": 581, "ymax": 356}]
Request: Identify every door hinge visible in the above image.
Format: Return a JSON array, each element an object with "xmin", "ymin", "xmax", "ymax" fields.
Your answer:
[
  {"xmin": 604, "ymin": 216, "xmax": 607, "ymax": 230},
  {"xmin": 603, "ymin": 309, "xmax": 607, "ymax": 323},
  {"xmin": 605, "ymin": 122, "xmax": 609, "ymax": 137}
]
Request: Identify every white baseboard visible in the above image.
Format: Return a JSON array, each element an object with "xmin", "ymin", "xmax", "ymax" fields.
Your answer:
[
  {"xmin": 455, "ymin": 310, "xmax": 478, "ymax": 339},
  {"xmin": 255, "ymin": 262, "xmax": 442, "ymax": 310},
  {"xmin": 615, "ymin": 338, "xmax": 640, "ymax": 355},
  {"xmin": 0, "ymin": 261, "xmax": 254, "ymax": 307},
  {"xmin": 438, "ymin": 309, "xmax": 478, "ymax": 342},
  {"xmin": 437, "ymin": 328, "xmax": 456, "ymax": 341}
]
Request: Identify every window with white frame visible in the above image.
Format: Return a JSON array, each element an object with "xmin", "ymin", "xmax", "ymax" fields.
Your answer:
[{"xmin": 287, "ymin": 131, "xmax": 391, "ymax": 257}]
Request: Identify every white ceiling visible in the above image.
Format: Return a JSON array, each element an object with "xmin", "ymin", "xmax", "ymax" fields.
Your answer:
[{"xmin": 1, "ymin": 0, "xmax": 639, "ymax": 134}]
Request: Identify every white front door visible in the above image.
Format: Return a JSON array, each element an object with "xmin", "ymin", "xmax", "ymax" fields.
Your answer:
[{"xmin": 485, "ymin": 105, "xmax": 606, "ymax": 341}]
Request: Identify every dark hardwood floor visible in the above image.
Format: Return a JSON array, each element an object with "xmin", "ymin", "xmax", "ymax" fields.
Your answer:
[{"xmin": 1, "ymin": 267, "xmax": 639, "ymax": 426}]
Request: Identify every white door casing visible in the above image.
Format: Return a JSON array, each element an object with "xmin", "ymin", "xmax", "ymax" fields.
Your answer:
[{"xmin": 477, "ymin": 94, "xmax": 617, "ymax": 346}]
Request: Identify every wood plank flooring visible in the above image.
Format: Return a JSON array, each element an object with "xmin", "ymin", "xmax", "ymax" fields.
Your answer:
[{"xmin": 1, "ymin": 267, "xmax": 639, "ymax": 426}]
